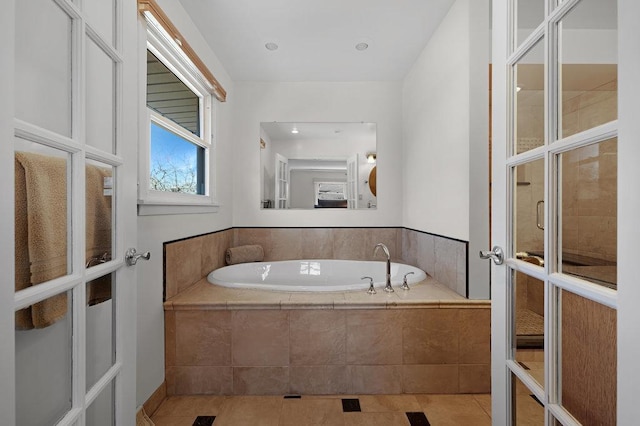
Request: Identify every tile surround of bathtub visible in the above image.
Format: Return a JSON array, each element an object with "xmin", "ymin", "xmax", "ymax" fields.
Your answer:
[
  {"xmin": 164, "ymin": 227, "xmax": 469, "ymax": 300},
  {"xmin": 164, "ymin": 307, "xmax": 491, "ymax": 396},
  {"xmin": 233, "ymin": 228, "xmax": 403, "ymax": 262},
  {"xmin": 164, "ymin": 229, "xmax": 234, "ymax": 300}
]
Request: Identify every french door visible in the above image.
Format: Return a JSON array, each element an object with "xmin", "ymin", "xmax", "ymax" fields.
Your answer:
[
  {"xmin": 491, "ymin": 0, "xmax": 640, "ymax": 424},
  {"xmin": 1, "ymin": 0, "xmax": 138, "ymax": 424}
]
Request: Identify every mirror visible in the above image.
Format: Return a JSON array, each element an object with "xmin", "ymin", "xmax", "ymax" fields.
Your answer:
[{"xmin": 260, "ymin": 122, "xmax": 377, "ymax": 209}]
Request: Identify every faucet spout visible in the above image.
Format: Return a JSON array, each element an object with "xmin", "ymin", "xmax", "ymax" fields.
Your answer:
[{"xmin": 373, "ymin": 243, "xmax": 393, "ymax": 293}]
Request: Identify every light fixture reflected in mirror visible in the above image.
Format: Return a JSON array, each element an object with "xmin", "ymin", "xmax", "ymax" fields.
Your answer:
[
  {"xmin": 366, "ymin": 152, "xmax": 377, "ymax": 163},
  {"xmin": 291, "ymin": 127, "xmax": 299, "ymax": 134}
]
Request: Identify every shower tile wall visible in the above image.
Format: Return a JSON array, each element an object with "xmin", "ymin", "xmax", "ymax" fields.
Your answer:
[
  {"xmin": 164, "ymin": 307, "xmax": 490, "ymax": 396},
  {"xmin": 164, "ymin": 227, "xmax": 469, "ymax": 300}
]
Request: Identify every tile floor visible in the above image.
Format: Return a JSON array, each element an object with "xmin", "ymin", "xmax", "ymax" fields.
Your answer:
[{"xmin": 150, "ymin": 394, "xmax": 494, "ymax": 426}]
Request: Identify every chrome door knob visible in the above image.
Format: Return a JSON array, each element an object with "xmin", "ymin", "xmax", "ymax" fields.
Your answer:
[
  {"xmin": 125, "ymin": 248, "xmax": 151, "ymax": 266},
  {"xmin": 479, "ymin": 246, "xmax": 504, "ymax": 265}
]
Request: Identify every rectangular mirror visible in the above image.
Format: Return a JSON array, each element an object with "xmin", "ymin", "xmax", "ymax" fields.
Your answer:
[{"xmin": 260, "ymin": 122, "xmax": 377, "ymax": 209}]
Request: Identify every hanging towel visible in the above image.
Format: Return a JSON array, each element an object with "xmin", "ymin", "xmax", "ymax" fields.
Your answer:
[
  {"xmin": 225, "ymin": 245, "xmax": 264, "ymax": 265},
  {"xmin": 85, "ymin": 164, "xmax": 113, "ymax": 306},
  {"xmin": 15, "ymin": 152, "xmax": 69, "ymax": 330}
]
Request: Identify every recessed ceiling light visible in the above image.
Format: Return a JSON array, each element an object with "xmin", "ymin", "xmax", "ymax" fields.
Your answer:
[
  {"xmin": 265, "ymin": 42, "xmax": 279, "ymax": 51},
  {"xmin": 355, "ymin": 42, "xmax": 369, "ymax": 51},
  {"xmin": 291, "ymin": 127, "xmax": 299, "ymax": 134}
]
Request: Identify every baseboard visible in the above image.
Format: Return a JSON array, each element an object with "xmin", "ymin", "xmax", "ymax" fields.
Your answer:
[{"xmin": 143, "ymin": 380, "xmax": 167, "ymax": 417}]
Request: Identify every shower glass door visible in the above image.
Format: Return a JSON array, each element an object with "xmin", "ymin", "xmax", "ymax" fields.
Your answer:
[
  {"xmin": 490, "ymin": 0, "xmax": 639, "ymax": 423},
  {"xmin": 3, "ymin": 0, "xmax": 138, "ymax": 424}
]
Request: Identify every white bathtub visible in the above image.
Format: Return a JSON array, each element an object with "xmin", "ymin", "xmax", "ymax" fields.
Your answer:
[{"xmin": 207, "ymin": 259, "xmax": 427, "ymax": 292}]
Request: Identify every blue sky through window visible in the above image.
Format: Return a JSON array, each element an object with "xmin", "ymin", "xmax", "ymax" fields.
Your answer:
[{"xmin": 150, "ymin": 123, "xmax": 202, "ymax": 194}]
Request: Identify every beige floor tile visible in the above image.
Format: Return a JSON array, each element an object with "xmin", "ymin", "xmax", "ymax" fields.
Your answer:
[
  {"xmin": 214, "ymin": 396, "xmax": 283, "ymax": 426},
  {"xmin": 150, "ymin": 416, "xmax": 198, "ymax": 426},
  {"xmin": 415, "ymin": 394, "xmax": 489, "ymax": 419},
  {"xmin": 425, "ymin": 412, "xmax": 492, "ymax": 426},
  {"xmin": 279, "ymin": 398, "xmax": 345, "ymax": 426},
  {"xmin": 154, "ymin": 395, "xmax": 227, "ymax": 417},
  {"xmin": 514, "ymin": 393, "xmax": 545, "ymax": 426},
  {"xmin": 416, "ymin": 394, "xmax": 492, "ymax": 424},
  {"xmin": 343, "ymin": 412, "xmax": 411, "ymax": 426},
  {"xmin": 520, "ymin": 361, "xmax": 545, "ymax": 387},
  {"xmin": 473, "ymin": 394, "xmax": 492, "ymax": 417},
  {"xmin": 358, "ymin": 395, "xmax": 421, "ymax": 412}
]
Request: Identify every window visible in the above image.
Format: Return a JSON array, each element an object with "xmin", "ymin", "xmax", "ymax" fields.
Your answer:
[
  {"xmin": 138, "ymin": 0, "xmax": 226, "ymax": 213},
  {"xmin": 147, "ymin": 50, "xmax": 206, "ymax": 195}
]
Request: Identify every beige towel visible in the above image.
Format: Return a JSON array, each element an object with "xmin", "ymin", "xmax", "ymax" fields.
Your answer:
[
  {"xmin": 225, "ymin": 245, "xmax": 264, "ymax": 265},
  {"xmin": 15, "ymin": 152, "xmax": 69, "ymax": 330},
  {"xmin": 85, "ymin": 164, "xmax": 113, "ymax": 306}
]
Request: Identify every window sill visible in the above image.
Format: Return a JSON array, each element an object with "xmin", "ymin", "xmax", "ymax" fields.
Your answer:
[{"xmin": 137, "ymin": 200, "xmax": 220, "ymax": 216}]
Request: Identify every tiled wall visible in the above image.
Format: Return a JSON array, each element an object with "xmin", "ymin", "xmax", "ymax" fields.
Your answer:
[
  {"xmin": 401, "ymin": 229, "xmax": 468, "ymax": 297},
  {"xmin": 164, "ymin": 227, "xmax": 469, "ymax": 300},
  {"xmin": 164, "ymin": 307, "xmax": 490, "ymax": 396},
  {"xmin": 233, "ymin": 228, "xmax": 402, "ymax": 262},
  {"xmin": 164, "ymin": 229, "xmax": 233, "ymax": 300}
]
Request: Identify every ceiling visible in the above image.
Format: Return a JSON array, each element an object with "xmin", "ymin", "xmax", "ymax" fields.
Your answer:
[
  {"xmin": 178, "ymin": 0, "xmax": 456, "ymax": 81},
  {"xmin": 261, "ymin": 122, "xmax": 376, "ymax": 142}
]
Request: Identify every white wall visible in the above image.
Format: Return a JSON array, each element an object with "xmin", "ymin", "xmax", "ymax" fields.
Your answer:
[
  {"xmin": 403, "ymin": 0, "xmax": 470, "ymax": 240},
  {"xmin": 136, "ymin": 0, "xmax": 235, "ymax": 406},
  {"xmin": 402, "ymin": 0, "xmax": 490, "ymax": 297},
  {"xmin": 232, "ymin": 81, "xmax": 403, "ymax": 226}
]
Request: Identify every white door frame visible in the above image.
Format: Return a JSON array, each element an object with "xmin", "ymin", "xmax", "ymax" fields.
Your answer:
[
  {"xmin": 0, "ymin": 1, "xmax": 17, "ymax": 424},
  {"xmin": 3, "ymin": 0, "xmax": 138, "ymax": 423},
  {"xmin": 616, "ymin": 1, "xmax": 640, "ymax": 422},
  {"xmin": 491, "ymin": 0, "xmax": 640, "ymax": 423}
]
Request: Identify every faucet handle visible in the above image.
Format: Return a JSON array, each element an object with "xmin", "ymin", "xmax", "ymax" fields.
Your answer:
[
  {"xmin": 401, "ymin": 272, "xmax": 415, "ymax": 291},
  {"xmin": 361, "ymin": 276, "xmax": 376, "ymax": 294}
]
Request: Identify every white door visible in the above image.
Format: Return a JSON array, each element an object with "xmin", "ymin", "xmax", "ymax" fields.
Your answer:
[
  {"xmin": 274, "ymin": 153, "xmax": 289, "ymax": 209},
  {"xmin": 491, "ymin": 0, "xmax": 640, "ymax": 424},
  {"xmin": 2, "ymin": 0, "xmax": 139, "ymax": 424},
  {"xmin": 346, "ymin": 154, "xmax": 359, "ymax": 209}
]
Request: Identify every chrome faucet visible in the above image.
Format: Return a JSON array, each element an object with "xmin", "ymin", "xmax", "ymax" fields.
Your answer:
[{"xmin": 373, "ymin": 243, "xmax": 393, "ymax": 293}]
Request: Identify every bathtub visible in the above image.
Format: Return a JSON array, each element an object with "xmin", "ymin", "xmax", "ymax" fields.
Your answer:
[{"xmin": 207, "ymin": 259, "xmax": 427, "ymax": 292}]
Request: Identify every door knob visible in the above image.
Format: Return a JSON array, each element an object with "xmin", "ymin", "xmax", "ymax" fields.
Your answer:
[
  {"xmin": 479, "ymin": 246, "xmax": 504, "ymax": 265},
  {"xmin": 125, "ymin": 248, "xmax": 151, "ymax": 266}
]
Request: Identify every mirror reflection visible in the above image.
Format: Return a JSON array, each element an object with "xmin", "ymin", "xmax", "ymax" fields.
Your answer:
[{"xmin": 260, "ymin": 122, "xmax": 377, "ymax": 209}]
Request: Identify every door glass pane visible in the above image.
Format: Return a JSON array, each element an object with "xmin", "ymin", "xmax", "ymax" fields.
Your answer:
[
  {"xmin": 513, "ymin": 158, "xmax": 545, "ymax": 258},
  {"xmin": 514, "ymin": 39, "xmax": 545, "ymax": 155},
  {"xmin": 512, "ymin": 373, "xmax": 544, "ymax": 425},
  {"xmin": 86, "ymin": 381, "xmax": 115, "ymax": 426},
  {"xmin": 558, "ymin": 288, "xmax": 616, "ymax": 425},
  {"xmin": 16, "ymin": 291, "xmax": 73, "ymax": 425},
  {"xmin": 512, "ymin": 270, "xmax": 545, "ymax": 389},
  {"xmin": 86, "ymin": 273, "xmax": 116, "ymax": 391},
  {"xmin": 15, "ymin": 0, "xmax": 72, "ymax": 137},
  {"xmin": 85, "ymin": 0, "xmax": 115, "ymax": 47},
  {"xmin": 516, "ymin": 0, "xmax": 545, "ymax": 48},
  {"xmin": 86, "ymin": 159, "xmax": 114, "ymax": 268},
  {"xmin": 559, "ymin": 0, "xmax": 618, "ymax": 139},
  {"xmin": 557, "ymin": 138, "xmax": 617, "ymax": 289},
  {"xmin": 15, "ymin": 140, "xmax": 72, "ymax": 296},
  {"xmin": 86, "ymin": 37, "xmax": 116, "ymax": 154}
]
